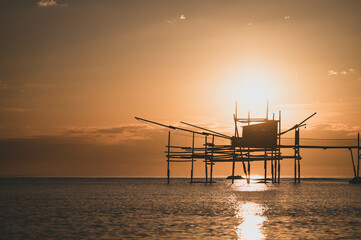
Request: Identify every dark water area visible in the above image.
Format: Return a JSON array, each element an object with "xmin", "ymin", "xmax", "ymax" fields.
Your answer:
[{"xmin": 1, "ymin": 177, "xmax": 361, "ymax": 239}]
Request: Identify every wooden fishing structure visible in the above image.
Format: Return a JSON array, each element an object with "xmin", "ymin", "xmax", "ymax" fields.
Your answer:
[{"xmin": 135, "ymin": 102, "xmax": 361, "ymax": 184}]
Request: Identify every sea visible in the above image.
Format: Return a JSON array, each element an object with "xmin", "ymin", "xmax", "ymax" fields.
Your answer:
[{"xmin": 0, "ymin": 177, "xmax": 361, "ymax": 239}]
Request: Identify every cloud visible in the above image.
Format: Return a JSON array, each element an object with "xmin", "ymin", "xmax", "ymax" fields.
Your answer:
[
  {"xmin": 52, "ymin": 123, "xmax": 169, "ymax": 145},
  {"xmin": 284, "ymin": 16, "xmax": 291, "ymax": 20},
  {"xmin": 37, "ymin": 0, "xmax": 68, "ymax": 7},
  {"xmin": 0, "ymin": 135, "xmax": 165, "ymax": 176},
  {"xmin": 328, "ymin": 68, "xmax": 356, "ymax": 76},
  {"xmin": 1, "ymin": 107, "xmax": 27, "ymax": 113},
  {"xmin": 248, "ymin": 22, "xmax": 253, "ymax": 26},
  {"xmin": 309, "ymin": 123, "xmax": 360, "ymax": 138},
  {"xmin": 164, "ymin": 14, "xmax": 186, "ymax": 24},
  {"xmin": 312, "ymin": 123, "xmax": 359, "ymax": 132},
  {"xmin": 340, "ymin": 71, "xmax": 347, "ymax": 75},
  {"xmin": 328, "ymin": 70, "xmax": 338, "ymax": 75},
  {"xmin": 92, "ymin": 124, "xmax": 157, "ymax": 135}
]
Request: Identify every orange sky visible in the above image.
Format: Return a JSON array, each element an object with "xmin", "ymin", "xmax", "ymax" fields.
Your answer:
[{"xmin": 0, "ymin": 0, "xmax": 360, "ymax": 177}]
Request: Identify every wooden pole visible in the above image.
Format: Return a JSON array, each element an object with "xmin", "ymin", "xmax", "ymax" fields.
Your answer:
[
  {"xmin": 350, "ymin": 149, "xmax": 357, "ymax": 178},
  {"xmin": 297, "ymin": 129, "xmax": 301, "ymax": 183},
  {"xmin": 235, "ymin": 101, "xmax": 238, "ymax": 137},
  {"xmin": 232, "ymin": 150, "xmax": 235, "ymax": 184},
  {"xmin": 264, "ymin": 150, "xmax": 267, "ymax": 183},
  {"xmin": 278, "ymin": 158, "xmax": 281, "ymax": 183},
  {"xmin": 248, "ymin": 161, "xmax": 251, "ymax": 184},
  {"xmin": 247, "ymin": 111, "xmax": 251, "ymax": 184},
  {"xmin": 271, "ymin": 113, "xmax": 274, "ymax": 183},
  {"xmin": 278, "ymin": 111, "xmax": 281, "ymax": 183},
  {"xmin": 205, "ymin": 135, "xmax": 208, "ymax": 183},
  {"xmin": 298, "ymin": 157, "xmax": 301, "ymax": 183},
  {"xmin": 357, "ymin": 133, "xmax": 360, "ymax": 178},
  {"xmin": 271, "ymin": 151, "xmax": 274, "ymax": 183},
  {"xmin": 191, "ymin": 132, "xmax": 195, "ymax": 183},
  {"xmin": 294, "ymin": 129, "xmax": 298, "ymax": 183},
  {"xmin": 210, "ymin": 135, "xmax": 215, "ymax": 183},
  {"xmin": 167, "ymin": 131, "xmax": 171, "ymax": 184},
  {"xmin": 274, "ymin": 152, "xmax": 277, "ymax": 183},
  {"xmin": 292, "ymin": 128, "xmax": 301, "ymax": 183}
]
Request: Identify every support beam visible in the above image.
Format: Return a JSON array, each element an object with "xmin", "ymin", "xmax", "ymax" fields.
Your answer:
[
  {"xmin": 278, "ymin": 111, "xmax": 281, "ymax": 183},
  {"xmin": 357, "ymin": 133, "xmax": 360, "ymax": 177},
  {"xmin": 191, "ymin": 132, "xmax": 195, "ymax": 183},
  {"xmin": 350, "ymin": 148, "xmax": 357, "ymax": 178},
  {"xmin": 210, "ymin": 135, "xmax": 215, "ymax": 183},
  {"xmin": 167, "ymin": 131, "xmax": 171, "ymax": 184},
  {"xmin": 205, "ymin": 135, "xmax": 208, "ymax": 183},
  {"xmin": 232, "ymin": 151, "xmax": 235, "ymax": 184},
  {"xmin": 294, "ymin": 128, "xmax": 300, "ymax": 183},
  {"xmin": 247, "ymin": 111, "xmax": 251, "ymax": 184},
  {"xmin": 264, "ymin": 150, "xmax": 267, "ymax": 183},
  {"xmin": 278, "ymin": 158, "xmax": 281, "ymax": 183},
  {"xmin": 271, "ymin": 151, "xmax": 274, "ymax": 183},
  {"xmin": 248, "ymin": 161, "xmax": 251, "ymax": 184}
]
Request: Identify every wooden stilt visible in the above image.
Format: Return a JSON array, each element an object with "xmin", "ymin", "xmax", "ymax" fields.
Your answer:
[
  {"xmin": 248, "ymin": 161, "xmax": 251, "ymax": 183},
  {"xmin": 350, "ymin": 149, "xmax": 357, "ymax": 178},
  {"xmin": 274, "ymin": 154, "xmax": 277, "ymax": 183},
  {"xmin": 191, "ymin": 132, "xmax": 195, "ymax": 183},
  {"xmin": 298, "ymin": 158, "xmax": 301, "ymax": 183},
  {"xmin": 294, "ymin": 128, "xmax": 300, "ymax": 183},
  {"xmin": 167, "ymin": 131, "xmax": 171, "ymax": 184},
  {"xmin": 278, "ymin": 159, "xmax": 281, "ymax": 183},
  {"xmin": 298, "ymin": 129, "xmax": 301, "ymax": 183},
  {"xmin": 271, "ymin": 152, "xmax": 274, "ymax": 183},
  {"xmin": 294, "ymin": 159, "xmax": 297, "ymax": 183},
  {"xmin": 232, "ymin": 153, "xmax": 235, "ymax": 184},
  {"xmin": 357, "ymin": 133, "xmax": 360, "ymax": 177},
  {"xmin": 271, "ymin": 114, "xmax": 274, "ymax": 183},
  {"xmin": 210, "ymin": 135, "xmax": 215, "ymax": 183},
  {"xmin": 247, "ymin": 111, "xmax": 251, "ymax": 184},
  {"xmin": 278, "ymin": 111, "xmax": 281, "ymax": 183},
  {"xmin": 205, "ymin": 135, "xmax": 208, "ymax": 183},
  {"xmin": 264, "ymin": 150, "xmax": 267, "ymax": 183}
]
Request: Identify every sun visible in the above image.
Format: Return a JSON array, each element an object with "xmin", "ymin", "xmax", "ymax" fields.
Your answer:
[{"xmin": 223, "ymin": 66, "xmax": 280, "ymax": 116}]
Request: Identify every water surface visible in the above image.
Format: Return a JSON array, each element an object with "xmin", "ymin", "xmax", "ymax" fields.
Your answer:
[{"xmin": 1, "ymin": 178, "xmax": 360, "ymax": 239}]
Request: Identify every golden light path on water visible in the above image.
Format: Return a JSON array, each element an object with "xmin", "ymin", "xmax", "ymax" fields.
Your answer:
[{"xmin": 232, "ymin": 181, "xmax": 270, "ymax": 240}]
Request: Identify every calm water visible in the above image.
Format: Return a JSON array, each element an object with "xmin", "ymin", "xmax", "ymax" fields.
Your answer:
[{"xmin": 1, "ymin": 178, "xmax": 361, "ymax": 239}]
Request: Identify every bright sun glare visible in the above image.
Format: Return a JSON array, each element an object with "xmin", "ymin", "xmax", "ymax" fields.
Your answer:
[{"xmin": 224, "ymin": 67, "xmax": 280, "ymax": 115}]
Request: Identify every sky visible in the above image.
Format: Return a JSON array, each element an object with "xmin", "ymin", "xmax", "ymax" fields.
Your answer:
[{"xmin": 0, "ymin": 0, "xmax": 361, "ymax": 177}]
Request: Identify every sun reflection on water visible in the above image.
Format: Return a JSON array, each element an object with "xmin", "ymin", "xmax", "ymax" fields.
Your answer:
[
  {"xmin": 232, "ymin": 180, "xmax": 272, "ymax": 192},
  {"xmin": 236, "ymin": 202, "xmax": 267, "ymax": 240}
]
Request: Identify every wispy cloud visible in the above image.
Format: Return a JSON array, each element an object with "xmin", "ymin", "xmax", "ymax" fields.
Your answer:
[
  {"xmin": 349, "ymin": 68, "xmax": 356, "ymax": 73},
  {"xmin": 310, "ymin": 123, "xmax": 360, "ymax": 137},
  {"xmin": 328, "ymin": 68, "xmax": 356, "ymax": 76},
  {"xmin": 284, "ymin": 16, "xmax": 291, "ymax": 20},
  {"xmin": 37, "ymin": 0, "xmax": 68, "ymax": 7},
  {"xmin": 328, "ymin": 70, "xmax": 338, "ymax": 76},
  {"xmin": 1, "ymin": 107, "xmax": 27, "ymax": 113},
  {"xmin": 164, "ymin": 14, "xmax": 187, "ymax": 24},
  {"xmin": 53, "ymin": 123, "xmax": 168, "ymax": 144}
]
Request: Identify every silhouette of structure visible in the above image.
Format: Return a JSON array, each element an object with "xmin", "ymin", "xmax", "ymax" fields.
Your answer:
[{"xmin": 135, "ymin": 102, "xmax": 360, "ymax": 184}]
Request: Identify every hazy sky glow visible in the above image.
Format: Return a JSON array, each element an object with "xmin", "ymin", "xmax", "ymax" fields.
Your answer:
[{"xmin": 1, "ymin": 0, "xmax": 361, "ymax": 176}]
